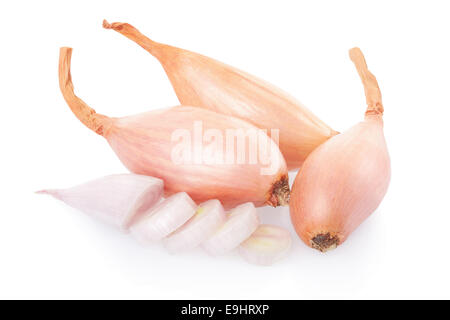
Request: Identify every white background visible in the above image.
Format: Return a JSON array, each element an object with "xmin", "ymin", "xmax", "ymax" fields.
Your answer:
[{"xmin": 1, "ymin": 0, "xmax": 449, "ymax": 299}]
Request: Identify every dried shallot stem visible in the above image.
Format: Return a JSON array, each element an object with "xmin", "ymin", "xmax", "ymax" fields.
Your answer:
[
  {"xmin": 59, "ymin": 47, "xmax": 112, "ymax": 136},
  {"xmin": 349, "ymin": 48, "xmax": 384, "ymax": 116},
  {"xmin": 102, "ymin": 20, "xmax": 165, "ymax": 59}
]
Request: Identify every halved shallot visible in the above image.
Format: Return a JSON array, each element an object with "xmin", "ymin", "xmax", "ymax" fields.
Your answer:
[
  {"xmin": 239, "ymin": 225, "xmax": 292, "ymax": 266},
  {"xmin": 163, "ymin": 199, "xmax": 226, "ymax": 253},
  {"xmin": 289, "ymin": 48, "xmax": 391, "ymax": 252},
  {"xmin": 37, "ymin": 174, "xmax": 163, "ymax": 230},
  {"xmin": 58, "ymin": 47, "xmax": 289, "ymax": 209},
  {"xmin": 103, "ymin": 20, "xmax": 338, "ymax": 170},
  {"xmin": 130, "ymin": 192, "xmax": 197, "ymax": 243},
  {"xmin": 202, "ymin": 202, "xmax": 259, "ymax": 255}
]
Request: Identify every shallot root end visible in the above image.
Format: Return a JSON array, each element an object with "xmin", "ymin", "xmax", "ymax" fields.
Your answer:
[
  {"xmin": 267, "ymin": 175, "xmax": 290, "ymax": 207},
  {"xmin": 310, "ymin": 233, "xmax": 340, "ymax": 252}
]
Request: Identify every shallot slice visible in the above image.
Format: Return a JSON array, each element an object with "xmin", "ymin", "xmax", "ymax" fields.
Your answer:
[
  {"xmin": 202, "ymin": 202, "xmax": 259, "ymax": 255},
  {"xmin": 37, "ymin": 174, "xmax": 163, "ymax": 230},
  {"xmin": 163, "ymin": 199, "xmax": 226, "ymax": 253},
  {"xmin": 103, "ymin": 20, "xmax": 338, "ymax": 170},
  {"xmin": 239, "ymin": 225, "xmax": 292, "ymax": 266},
  {"xmin": 130, "ymin": 192, "xmax": 197, "ymax": 243}
]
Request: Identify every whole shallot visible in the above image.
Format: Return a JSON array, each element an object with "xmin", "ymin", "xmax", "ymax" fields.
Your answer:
[
  {"xmin": 58, "ymin": 47, "xmax": 289, "ymax": 209},
  {"xmin": 103, "ymin": 20, "xmax": 338, "ymax": 170},
  {"xmin": 289, "ymin": 48, "xmax": 391, "ymax": 252}
]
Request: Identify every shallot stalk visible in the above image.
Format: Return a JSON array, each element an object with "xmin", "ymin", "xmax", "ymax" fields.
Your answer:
[
  {"xmin": 103, "ymin": 20, "xmax": 338, "ymax": 170},
  {"xmin": 289, "ymin": 48, "xmax": 391, "ymax": 252},
  {"xmin": 202, "ymin": 202, "xmax": 259, "ymax": 255},
  {"xmin": 58, "ymin": 47, "xmax": 289, "ymax": 209},
  {"xmin": 239, "ymin": 225, "xmax": 292, "ymax": 266},
  {"xmin": 37, "ymin": 174, "xmax": 163, "ymax": 230}
]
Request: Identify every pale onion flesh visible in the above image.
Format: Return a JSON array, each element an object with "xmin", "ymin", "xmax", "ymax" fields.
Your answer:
[
  {"xmin": 58, "ymin": 47, "xmax": 289, "ymax": 209},
  {"xmin": 163, "ymin": 199, "xmax": 226, "ymax": 253},
  {"xmin": 289, "ymin": 48, "xmax": 391, "ymax": 252},
  {"xmin": 202, "ymin": 202, "xmax": 259, "ymax": 255},
  {"xmin": 239, "ymin": 225, "xmax": 292, "ymax": 266},
  {"xmin": 103, "ymin": 20, "xmax": 338, "ymax": 170},
  {"xmin": 37, "ymin": 174, "xmax": 163, "ymax": 230},
  {"xmin": 130, "ymin": 192, "xmax": 197, "ymax": 243},
  {"xmin": 39, "ymin": 174, "xmax": 288, "ymax": 264}
]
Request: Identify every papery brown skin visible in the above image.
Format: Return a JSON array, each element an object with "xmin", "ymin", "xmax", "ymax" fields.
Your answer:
[
  {"xmin": 58, "ymin": 47, "xmax": 289, "ymax": 209},
  {"xmin": 103, "ymin": 20, "xmax": 338, "ymax": 170},
  {"xmin": 289, "ymin": 48, "xmax": 391, "ymax": 252}
]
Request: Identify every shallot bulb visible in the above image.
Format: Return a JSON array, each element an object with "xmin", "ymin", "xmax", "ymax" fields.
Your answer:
[
  {"xmin": 289, "ymin": 48, "xmax": 391, "ymax": 252},
  {"xmin": 37, "ymin": 174, "xmax": 163, "ymax": 230},
  {"xmin": 103, "ymin": 20, "xmax": 338, "ymax": 170},
  {"xmin": 58, "ymin": 47, "xmax": 289, "ymax": 209}
]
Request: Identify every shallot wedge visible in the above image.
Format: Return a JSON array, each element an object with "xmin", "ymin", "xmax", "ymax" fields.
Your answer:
[
  {"xmin": 164, "ymin": 199, "xmax": 226, "ymax": 253},
  {"xmin": 290, "ymin": 48, "xmax": 391, "ymax": 252},
  {"xmin": 202, "ymin": 202, "xmax": 259, "ymax": 255},
  {"xmin": 58, "ymin": 47, "xmax": 289, "ymax": 209},
  {"xmin": 239, "ymin": 225, "xmax": 292, "ymax": 266},
  {"xmin": 103, "ymin": 20, "xmax": 338, "ymax": 170},
  {"xmin": 37, "ymin": 174, "xmax": 163, "ymax": 230}
]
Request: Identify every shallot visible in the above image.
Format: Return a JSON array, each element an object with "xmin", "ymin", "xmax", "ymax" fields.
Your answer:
[
  {"xmin": 59, "ymin": 47, "xmax": 289, "ymax": 209},
  {"xmin": 130, "ymin": 192, "xmax": 197, "ymax": 243},
  {"xmin": 202, "ymin": 202, "xmax": 259, "ymax": 255},
  {"xmin": 239, "ymin": 225, "xmax": 292, "ymax": 266},
  {"xmin": 37, "ymin": 174, "xmax": 163, "ymax": 230},
  {"xmin": 163, "ymin": 199, "xmax": 226, "ymax": 253},
  {"xmin": 289, "ymin": 48, "xmax": 391, "ymax": 252},
  {"xmin": 103, "ymin": 20, "xmax": 338, "ymax": 170}
]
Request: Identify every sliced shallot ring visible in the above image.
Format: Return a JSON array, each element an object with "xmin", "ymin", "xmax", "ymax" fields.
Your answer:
[
  {"xmin": 163, "ymin": 199, "xmax": 226, "ymax": 253},
  {"xmin": 130, "ymin": 192, "xmax": 197, "ymax": 243},
  {"xmin": 239, "ymin": 225, "xmax": 292, "ymax": 266},
  {"xmin": 202, "ymin": 202, "xmax": 259, "ymax": 255}
]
